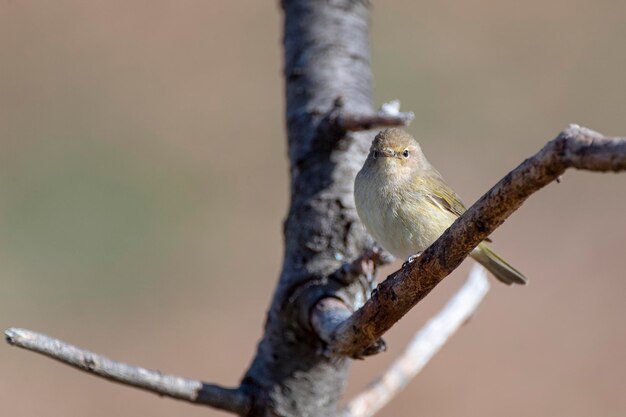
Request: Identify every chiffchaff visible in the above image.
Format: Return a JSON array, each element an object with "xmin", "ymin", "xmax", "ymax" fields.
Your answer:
[{"xmin": 354, "ymin": 128, "xmax": 526, "ymax": 285}]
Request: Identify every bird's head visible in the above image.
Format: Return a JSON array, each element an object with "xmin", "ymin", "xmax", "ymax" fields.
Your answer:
[{"xmin": 365, "ymin": 129, "xmax": 429, "ymax": 178}]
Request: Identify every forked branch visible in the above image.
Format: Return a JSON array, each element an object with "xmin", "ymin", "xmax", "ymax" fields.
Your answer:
[
  {"xmin": 323, "ymin": 124, "xmax": 626, "ymax": 356},
  {"xmin": 4, "ymin": 328, "xmax": 250, "ymax": 415}
]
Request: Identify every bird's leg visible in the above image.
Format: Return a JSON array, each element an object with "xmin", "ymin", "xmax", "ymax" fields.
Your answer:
[{"xmin": 402, "ymin": 252, "xmax": 422, "ymax": 268}]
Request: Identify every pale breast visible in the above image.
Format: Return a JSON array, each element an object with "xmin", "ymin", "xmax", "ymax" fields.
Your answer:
[{"xmin": 355, "ymin": 171, "xmax": 454, "ymax": 259}]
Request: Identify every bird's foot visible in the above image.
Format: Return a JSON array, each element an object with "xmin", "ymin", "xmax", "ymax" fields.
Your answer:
[{"xmin": 402, "ymin": 252, "xmax": 422, "ymax": 268}]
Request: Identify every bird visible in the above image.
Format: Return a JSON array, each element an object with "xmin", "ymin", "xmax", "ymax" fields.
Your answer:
[{"xmin": 354, "ymin": 128, "xmax": 526, "ymax": 285}]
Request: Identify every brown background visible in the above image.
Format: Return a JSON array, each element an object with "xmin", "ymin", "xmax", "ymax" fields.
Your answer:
[{"xmin": 1, "ymin": 1, "xmax": 625, "ymax": 416}]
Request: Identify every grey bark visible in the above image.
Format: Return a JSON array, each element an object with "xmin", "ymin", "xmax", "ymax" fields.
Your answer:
[
  {"xmin": 4, "ymin": 328, "xmax": 250, "ymax": 414},
  {"xmin": 240, "ymin": 1, "xmax": 380, "ymax": 415}
]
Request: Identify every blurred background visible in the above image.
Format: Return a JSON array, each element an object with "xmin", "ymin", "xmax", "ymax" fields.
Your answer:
[{"xmin": 1, "ymin": 1, "xmax": 625, "ymax": 416}]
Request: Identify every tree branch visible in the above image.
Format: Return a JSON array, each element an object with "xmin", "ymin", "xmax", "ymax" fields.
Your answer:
[
  {"xmin": 340, "ymin": 265, "xmax": 490, "ymax": 417},
  {"xmin": 324, "ymin": 124, "xmax": 626, "ymax": 356},
  {"xmin": 334, "ymin": 100, "xmax": 415, "ymax": 132},
  {"xmin": 4, "ymin": 328, "xmax": 250, "ymax": 415},
  {"xmin": 312, "ymin": 248, "xmax": 394, "ymax": 358}
]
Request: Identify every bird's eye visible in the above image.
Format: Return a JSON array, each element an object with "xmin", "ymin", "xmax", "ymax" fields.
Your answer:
[
  {"xmin": 402, "ymin": 149, "xmax": 410, "ymax": 158},
  {"xmin": 373, "ymin": 150, "xmax": 379, "ymax": 159}
]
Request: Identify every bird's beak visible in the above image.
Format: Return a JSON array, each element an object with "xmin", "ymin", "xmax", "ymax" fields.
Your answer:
[{"xmin": 381, "ymin": 148, "xmax": 395, "ymax": 157}]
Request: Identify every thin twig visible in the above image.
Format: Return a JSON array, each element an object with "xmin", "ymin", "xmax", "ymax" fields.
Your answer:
[
  {"xmin": 4, "ymin": 328, "xmax": 250, "ymax": 415},
  {"xmin": 340, "ymin": 265, "xmax": 490, "ymax": 417},
  {"xmin": 326, "ymin": 124, "xmax": 626, "ymax": 356},
  {"xmin": 336, "ymin": 100, "xmax": 414, "ymax": 132}
]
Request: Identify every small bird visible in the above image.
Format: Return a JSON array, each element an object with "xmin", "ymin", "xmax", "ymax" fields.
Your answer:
[{"xmin": 354, "ymin": 128, "xmax": 526, "ymax": 285}]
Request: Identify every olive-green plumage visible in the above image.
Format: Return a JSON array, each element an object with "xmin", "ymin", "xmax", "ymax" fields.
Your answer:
[{"xmin": 354, "ymin": 128, "xmax": 526, "ymax": 285}]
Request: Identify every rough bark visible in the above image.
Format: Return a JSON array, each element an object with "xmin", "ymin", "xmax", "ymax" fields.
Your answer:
[{"xmin": 240, "ymin": 1, "xmax": 380, "ymax": 415}]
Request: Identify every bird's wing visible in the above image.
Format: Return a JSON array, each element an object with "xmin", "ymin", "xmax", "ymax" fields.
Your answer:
[
  {"xmin": 423, "ymin": 171, "xmax": 493, "ymax": 242},
  {"xmin": 423, "ymin": 171, "xmax": 466, "ymax": 218}
]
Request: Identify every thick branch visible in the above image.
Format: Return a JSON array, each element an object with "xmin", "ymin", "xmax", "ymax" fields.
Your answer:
[
  {"xmin": 326, "ymin": 124, "xmax": 626, "ymax": 356},
  {"xmin": 5, "ymin": 328, "xmax": 250, "ymax": 415},
  {"xmin": 340, "ymin": 265, "xmax": 490, "ymax": 417}
]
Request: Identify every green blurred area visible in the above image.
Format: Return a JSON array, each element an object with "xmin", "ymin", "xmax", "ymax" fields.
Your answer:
[
  {"xmin": 1, "ymin": 2, "xmax": 625, "ymax": 417},
  {"xmin": 1, "ymin": 136, "xmax": 208, "ymax": 314}
]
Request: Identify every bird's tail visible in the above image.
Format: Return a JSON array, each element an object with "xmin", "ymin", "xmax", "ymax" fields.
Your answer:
[{"xmin": 471, "ymin": 243, "xmax": 527, "ymax": 285}]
